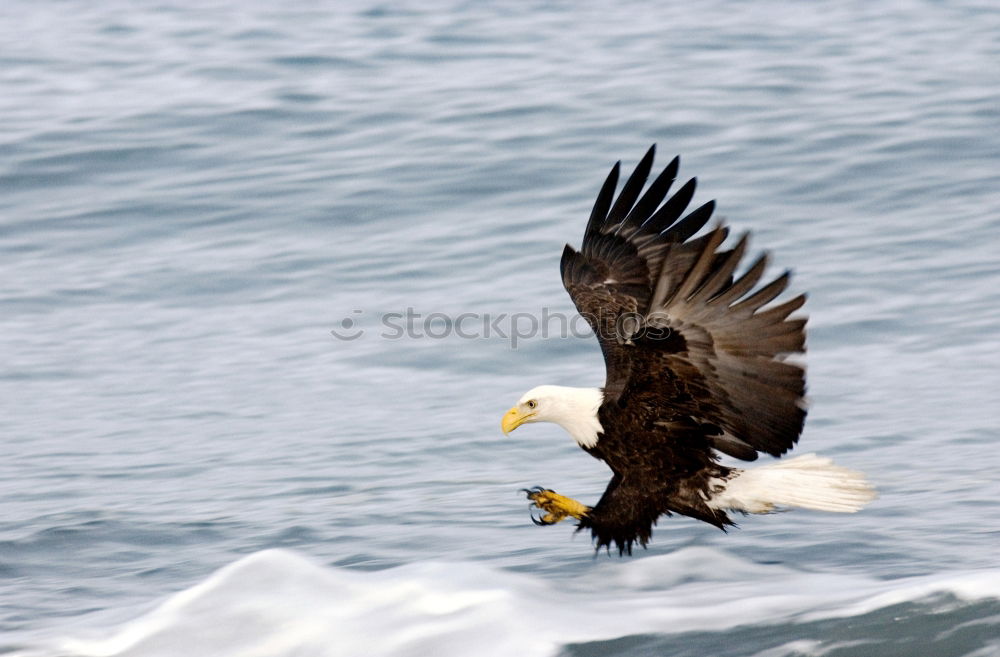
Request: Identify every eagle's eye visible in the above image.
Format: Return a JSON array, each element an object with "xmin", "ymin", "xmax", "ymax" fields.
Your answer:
[{"xmin": 526, "ymin": 400, "xmax": 537, "ymax": 410}]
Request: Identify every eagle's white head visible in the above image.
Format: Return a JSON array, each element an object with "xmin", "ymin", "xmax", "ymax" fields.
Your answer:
[{"xmin": 501, "ymin": 385, "xmax": 604, "ymax": 448}]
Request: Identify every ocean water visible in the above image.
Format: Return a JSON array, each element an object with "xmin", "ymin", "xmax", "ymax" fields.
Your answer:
[{"xmin": 2, "ymin": 1, "xmax": 999, "ymax": 656}]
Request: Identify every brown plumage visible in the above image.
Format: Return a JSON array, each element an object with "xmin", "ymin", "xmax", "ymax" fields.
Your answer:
[{"xmin": 559, "ymin": 146, "xmax": 808, "ymax": 554}]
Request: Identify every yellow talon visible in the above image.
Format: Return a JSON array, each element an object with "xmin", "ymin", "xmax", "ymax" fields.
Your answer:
[{"xmin": 524, "ymin": 488, "xmax": 591, "ymax": 525}]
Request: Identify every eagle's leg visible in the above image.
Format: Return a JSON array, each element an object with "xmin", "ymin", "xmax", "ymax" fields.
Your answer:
[{"xmin": 523, "ymin": 487, "xmax": 591, "ymax": 525}]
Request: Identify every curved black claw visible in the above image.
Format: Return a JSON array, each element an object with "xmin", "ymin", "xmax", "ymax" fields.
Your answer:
[
  {"xmin": 521, "ymin": 486, "xmax": 548, "ymax": 498},
  {"xmin": 522, "ymin": 486, "xmax": 555, "ymax": 525},
  {"xmin": 530, "ymin": 507, "xmax": 555, "ymax": 526}
]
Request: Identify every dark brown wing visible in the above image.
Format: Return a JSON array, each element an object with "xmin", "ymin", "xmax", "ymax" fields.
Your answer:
[{"xmin": 561, "ymin": 146, "xmax": 806, "ymax": 461}]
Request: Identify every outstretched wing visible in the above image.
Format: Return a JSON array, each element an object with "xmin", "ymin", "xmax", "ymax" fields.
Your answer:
[{"xmin": 561, "ymin": 146, "xmax": 806, "ymax": 461}]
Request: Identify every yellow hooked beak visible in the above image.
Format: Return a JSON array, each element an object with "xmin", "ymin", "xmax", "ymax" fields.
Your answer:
[{"xmin": 501, "ymin": 406, "xmax": 534, "ymax": 435}]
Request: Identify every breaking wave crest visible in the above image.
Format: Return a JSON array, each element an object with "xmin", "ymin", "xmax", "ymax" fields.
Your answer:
[{"xmin": 7, "ymin": 547, "xmax": 1000, "ymax": 657}]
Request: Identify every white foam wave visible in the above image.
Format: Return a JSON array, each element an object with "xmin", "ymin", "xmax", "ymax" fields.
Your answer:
[{"xmin": 17, "ymin": 548, "xmax": 1000, "ymax": 657}]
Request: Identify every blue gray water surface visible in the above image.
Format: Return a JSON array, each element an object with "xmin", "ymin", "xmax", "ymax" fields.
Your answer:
[{"xmin": 2, "ymin": 2, "xmax": 1000, "ymax": 656}]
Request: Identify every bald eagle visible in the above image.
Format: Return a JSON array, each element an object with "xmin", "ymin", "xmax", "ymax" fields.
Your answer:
[{"xmin": 502, "ymin": 146, "xmax": 875, "ymax": 555}]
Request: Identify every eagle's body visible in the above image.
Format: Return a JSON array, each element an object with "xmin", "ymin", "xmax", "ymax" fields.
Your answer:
[{"xmin": 502, "ymin": 147, "xmax": 875, "ymax": 554}]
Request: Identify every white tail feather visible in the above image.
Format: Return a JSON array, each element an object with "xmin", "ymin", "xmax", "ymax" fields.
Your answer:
[{"xmin": 707, "ymin": 454, "xmax": 876, "ymax": 514}]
